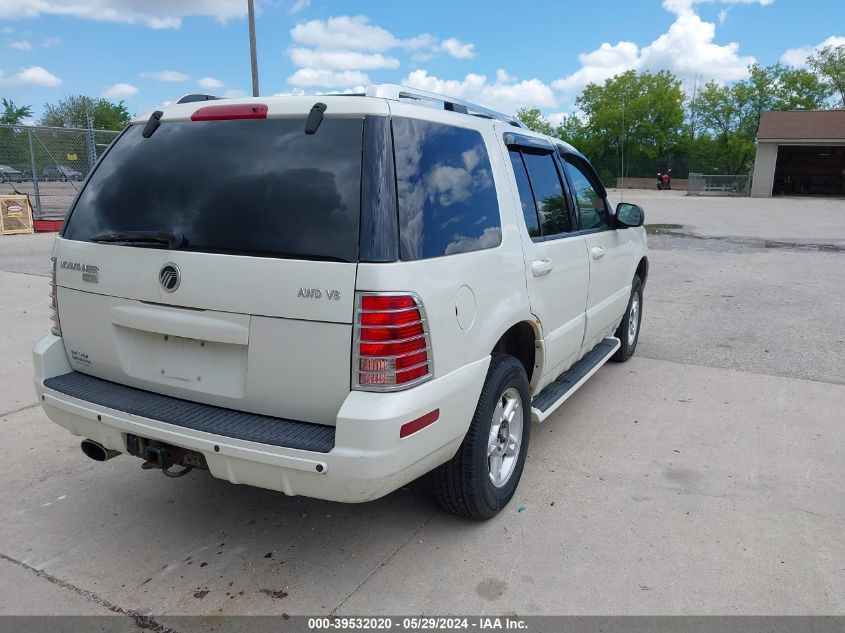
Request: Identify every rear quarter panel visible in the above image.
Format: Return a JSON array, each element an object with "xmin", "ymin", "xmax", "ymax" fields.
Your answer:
[{"xmin": 356, "ymin": 105, "xmax": 534, "ymax": 380}]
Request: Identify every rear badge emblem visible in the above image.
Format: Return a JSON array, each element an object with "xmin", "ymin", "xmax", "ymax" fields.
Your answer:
[{"xmin": 159, "ymin": 263, "xmax": 181, "ymax": 292}]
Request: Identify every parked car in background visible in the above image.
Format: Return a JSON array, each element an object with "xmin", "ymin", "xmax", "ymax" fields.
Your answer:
[
  {"xmin": 0, "ymin": 165, "xmax": 25, "ymax": 183},
  {"xmin": 43, "ymin": 164, "xmax": 84, "ymax": 181}
]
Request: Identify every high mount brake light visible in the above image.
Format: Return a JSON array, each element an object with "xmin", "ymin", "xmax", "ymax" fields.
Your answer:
[
  {"xmin": 190, "ymin": 104, "xmax": 268, "ymax": 121},
  {"xmin": 353, "ymin": 293, "xmax": 433, "ymax": 391}
]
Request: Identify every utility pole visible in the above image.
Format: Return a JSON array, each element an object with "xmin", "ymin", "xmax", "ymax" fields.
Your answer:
[{"xmin": 247, "ymin": 0, "xmax": 259, "ymax": 97}]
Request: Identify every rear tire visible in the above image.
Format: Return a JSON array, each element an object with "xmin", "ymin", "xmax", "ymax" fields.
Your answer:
[
  {"xmin": 612, "ymin": 275, "xmax": 643, "ymax": 362},
  {"xmin": 433, "ymin": 355, "xmax": 531, "ymax": 519}
]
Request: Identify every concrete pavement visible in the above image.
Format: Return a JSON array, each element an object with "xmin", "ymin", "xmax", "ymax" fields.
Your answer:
[{"xmin": 0, "ymin": 193, "xmax": 843, "ymax": 618}]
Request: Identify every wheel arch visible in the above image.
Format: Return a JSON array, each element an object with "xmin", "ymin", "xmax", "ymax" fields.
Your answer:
[
  {"xmin": 490, "ymin": 320, "xmax": 542, "ymax": 392},
  {"xmin": 635, "ymin": 256, "xmax": 649, "ymax": 287}
]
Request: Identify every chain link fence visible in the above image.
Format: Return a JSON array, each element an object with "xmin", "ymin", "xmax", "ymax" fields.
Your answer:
[
  {"xmin": 0, "ymin": 123, "xmax": 119, "ymax": 219},
  {"xmin": 687, "ymin": 173, "xmax": 752, "ymax": 197}
]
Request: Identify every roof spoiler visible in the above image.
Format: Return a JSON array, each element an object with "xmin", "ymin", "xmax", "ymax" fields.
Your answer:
[{"xmin": 176, "ymin": 94, "xmax": 222, "ymax": 104}]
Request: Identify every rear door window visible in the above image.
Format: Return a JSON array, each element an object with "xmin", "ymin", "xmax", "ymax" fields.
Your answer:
[
  {"xmin": 63, "ymin": 117, "xmax": 364, "ymax": 262},
  {"xmin": 393, "ymin": 117, "xmax": 501, "ymax": 260},
  {"xmin": 508, "ymin": 149, "xmax": 541, "ymax": 238}
]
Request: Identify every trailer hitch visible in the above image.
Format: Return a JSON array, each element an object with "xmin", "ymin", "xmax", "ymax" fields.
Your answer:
[{"xmin": 141, "ymin": 445, "xmax": 193, "ymax": 478}]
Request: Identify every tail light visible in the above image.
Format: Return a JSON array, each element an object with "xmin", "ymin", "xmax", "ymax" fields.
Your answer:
[
  {"xmin": 353, "ymin": 292, "xmax": 433, "ymax": 391},
  {"xmin": 49, "ymin": 257, "xmax": 61, "ymax": 336}
]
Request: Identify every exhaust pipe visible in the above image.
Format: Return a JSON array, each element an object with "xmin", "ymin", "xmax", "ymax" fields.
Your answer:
[{"xmin": 80, "ymin": 439, "xmax": 120, "ymax": 462}]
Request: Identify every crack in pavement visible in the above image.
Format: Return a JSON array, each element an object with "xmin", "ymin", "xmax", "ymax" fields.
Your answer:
[
  {"xmin": 329, "ymin": 509, "xmax": 440, "ymax": 616},
  {"xmin": 0, "ymin": 552, "xmax": 181, "ymax": 632},
  {"xmin": 635, "ymin": 352, "xmax": 845, "ymax": 387},
  {"xmin": 0, "ymin": 403, "xmax": 40, "ymax": 419}
]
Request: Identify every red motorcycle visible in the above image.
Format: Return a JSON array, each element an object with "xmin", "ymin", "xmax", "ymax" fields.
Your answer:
[{"xmin": 657, "ymin": 169, "xmax": 672, "ymax": 190}]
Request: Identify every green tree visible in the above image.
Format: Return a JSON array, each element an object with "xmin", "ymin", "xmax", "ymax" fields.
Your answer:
[
  {"xmin": 516, "ymin": 107, "xmax": 555, "ymax": 136},
  {"xmin": 1, "ymin": 98, "xmax": 32, "ymax": 124},
  {"xmin": 807, "ymin": 44, "xmax": 845, "ymax": 107},
  {"xmin": 40, "ymin": 95, "xmax": 130, "ymax": 130},
  {"xmin": 573, "ymin": 70, "xmax": 686, "ymax": 182},
  {"xmin": 775, "ymin": 66, "xmax": 831, "ymax": 109},
  {"xmin": 691, "ymin": 63, "xmax": 829, "ymax": 174},
  {"xmin": 691, "ymin": 80, "xmax": 756, "ymax": 174}
]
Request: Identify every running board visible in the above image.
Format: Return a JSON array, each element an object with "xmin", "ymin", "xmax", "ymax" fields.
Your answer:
[{"xmin": 531, "ymin": 337, "xmax": 620, "ymax": 423}]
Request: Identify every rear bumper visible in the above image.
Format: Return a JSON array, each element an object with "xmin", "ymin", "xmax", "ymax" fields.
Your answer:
[{"xmin": 33, "ymin": 334, "xmax": 489, "ymax": 503}]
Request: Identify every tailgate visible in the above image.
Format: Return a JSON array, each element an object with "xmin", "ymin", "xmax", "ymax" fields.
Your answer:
[{"xmin": 53, "ymin": 113, "xmax": 366, "ymax": 426}]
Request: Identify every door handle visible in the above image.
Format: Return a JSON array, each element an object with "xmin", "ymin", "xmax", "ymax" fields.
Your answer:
[
  {"xmin": 590, "ymin": 246, "xmax": 606, "ymax": 260},
  {"xmin": 531, "ymin": 258, "xmax": 553, "ymax": 277}
]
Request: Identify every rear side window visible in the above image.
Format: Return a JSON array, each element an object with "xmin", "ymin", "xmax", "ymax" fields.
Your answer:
[
  {"xmin": 508, "ymin": 150, "xmax": 541, "ymax": 238},
  {"xmin": 520, "ymin": 152, "xmax": 572, "ymax": 236},
  {"xmin": 63, "ymin": 117, "xmax": 363, "ymax": 262},
  {"xmin": 393, "ymin": 117, "xmax": 500, "ymax": 260}
]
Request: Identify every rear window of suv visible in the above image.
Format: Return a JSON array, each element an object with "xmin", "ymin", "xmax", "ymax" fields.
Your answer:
[
  {"xmin": 393, "ymin": 117, "xmax": 501, "ymax": 260},
  {"xmin": 63, "ymin": 117, "xmax": 363, "ymax": 262}
]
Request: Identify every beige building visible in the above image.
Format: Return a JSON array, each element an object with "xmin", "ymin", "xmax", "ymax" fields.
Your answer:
[{"xmin": 751, "ymin": 110, "xmax": 845, "ymax": 197}]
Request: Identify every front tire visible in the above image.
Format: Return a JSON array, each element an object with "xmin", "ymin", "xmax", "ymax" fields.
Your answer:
[
  {"xmin": 433, "ymin": 355, "xmax": 531, "ymax": 519},
  {"xmin": 612, "ymin": 275, "xmax": 643, "ymax": 362}
]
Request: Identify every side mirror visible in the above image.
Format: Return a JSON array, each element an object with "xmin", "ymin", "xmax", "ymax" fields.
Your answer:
[{"xmin": 616, "ymin": 202, "xmax": 644, "ymax": 228}]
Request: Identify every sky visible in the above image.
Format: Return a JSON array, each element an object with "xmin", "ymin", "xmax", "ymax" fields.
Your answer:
[{"xmin": 0, "ymin": 0, "xmax": 843, "ymax": 124}]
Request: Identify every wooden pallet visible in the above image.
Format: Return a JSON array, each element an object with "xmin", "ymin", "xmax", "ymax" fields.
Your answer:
[{"xmin": 0, "ymin": 195, "xmax": 35, "ymax": 235}]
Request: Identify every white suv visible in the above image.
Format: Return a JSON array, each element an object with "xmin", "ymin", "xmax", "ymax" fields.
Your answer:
[{"xmin": 33, "ymin": 85, "xmax": 648, "ymax": 519}]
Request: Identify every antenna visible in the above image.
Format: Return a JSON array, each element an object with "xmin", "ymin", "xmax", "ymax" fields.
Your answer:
[{"xmin": 620, "ymin": 91, "xmax": 625, "ymax": 203}]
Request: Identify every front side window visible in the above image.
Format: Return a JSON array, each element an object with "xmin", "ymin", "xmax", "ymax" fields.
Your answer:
[
  {"xmin": 520, "ymin": 151, "xmax": 572, "ymax": 236},
  {"xmin": 393, "ymin": 117, "xmax": 501, "ymax": 260},
  {"xmin": 564, "ymin": 159, "xmax": 610, "ymax": 231}
]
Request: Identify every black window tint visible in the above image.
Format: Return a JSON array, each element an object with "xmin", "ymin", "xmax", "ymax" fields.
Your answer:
[
  {"xmin": 393, "ymin": 117, "xmax": 500, "ymax": 260},
  {"xmin": 508, "ymin": 150, "xmax": 540, "ymax": 238},
  {"xmin": 63, "ymin": 118, "xmax": 363, "ymax": 262},
  {"xmin": 564, "ymin": 159, "xmax": 609, "ymax": 231},
  {"xmin": 521, "ymin": 152, "xmax": 571, "ymax": 235}
]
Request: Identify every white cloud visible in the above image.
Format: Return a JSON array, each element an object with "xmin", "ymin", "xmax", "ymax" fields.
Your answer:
[
  {"xmin": 662, "ymin": 0, "xmax": 773, "ymax": 15},
  {"xmin": 291, "ymin": 15, "xmax": 398, "ymax": 52},
  {"xmin": 223, "ymin": 88, "xmax": 247, "ymax": 98},
  {"xmin": 103, "ymin": 82, "xmax": 138, "ymax": 98},
  {"xmin": 402, "ymin": 33, "xmax": 437, "ymax": 51},
  {"xmin": 781, "ymin": 35, "xmax": 845, "ymax": 68},
  {"xmin": 286, "ymin": 15, "xmax": 478, "ymax": 91},
  {"xmin": 552, "ymin": 42, "xmax": 639, "ymax": 93},
  {"xmin": 1, "ymin": 65, "xmax": 62, "ymax": 87},
  {"xmin": 546, "ymin": 112, "xmax": 570, "ymax": 127},
  {"xmin": 445, "ymin": 226, "xmax": 502, "ymax": 255},
  {"xmin": 440, "ymin": 38, "xmax": 475, "ymax": 59},
  {"xmin": 553, "ymin": 2, "xmax": 762, "ymax": 93},
  {"xmin": 42, "ymin": 37, "xmax": 61, "ymax": 47},
  {"xmin": 288, "ymin": 47, "xmax": 400, "ymax": 70},
  {"xmin": 289, "ymin": 0, "xmax": 310, "ymax": 13},
  {"xmin": 141, "ymin": 70, "xmax": 190, "ymax": 82},
  {"xmin": 9, "ymin": 39, "xmax": 31, "ymax": 50},
  {"xmin": 404, "ymin": 68, "xmax": 557, "ymax": 113},
  {"xmin": 287, "ymin": 69, "xmax": 370, "ymax": 88},
  {"xmin": 197, "ymin": 76, "xmax": 224, "ymax": 89},
  {"xmin": 0, "ymin": 0, "xmax": 246, "ymax": 29}
]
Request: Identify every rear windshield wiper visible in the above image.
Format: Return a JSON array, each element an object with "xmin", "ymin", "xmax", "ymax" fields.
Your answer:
[{"xmin": 90, "ymin": 231, "xmax": 185, "ymax": 249}]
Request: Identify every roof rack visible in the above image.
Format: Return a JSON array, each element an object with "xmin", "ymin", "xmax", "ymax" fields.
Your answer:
[
  {"xmin": 176, "ymin": 93, "xmax": 222, "ymax": 104},
  {"xmin": 366, "ymin": 83, "xmax": 525, "ymax": 128}
]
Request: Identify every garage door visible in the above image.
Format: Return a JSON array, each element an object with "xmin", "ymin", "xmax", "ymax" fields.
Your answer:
[{"xmin": 773, "ymin": 145, "xmax": 845, "ymax": 196}]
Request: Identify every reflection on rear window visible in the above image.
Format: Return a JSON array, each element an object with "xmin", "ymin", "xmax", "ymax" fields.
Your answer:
[
  {"xmin": 63, "ymin": 118, "xmax": 363, "ymax": 262},
  {"xmin": 393, "ymin": 117, "xmax": 501, "ymax": 260}
]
